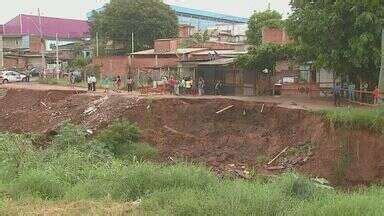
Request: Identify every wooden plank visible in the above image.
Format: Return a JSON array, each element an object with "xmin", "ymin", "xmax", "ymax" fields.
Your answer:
[
  {"xmin": 216, "ymin": 105, "xmax": 234, "ymax": 114},
  {"xmin": 163, "ymin": 125, "xmax": 197, "ymax": 139},
  {"xmin": 267, "ymin": 147, "xmax": 289, "ymax": 165}
]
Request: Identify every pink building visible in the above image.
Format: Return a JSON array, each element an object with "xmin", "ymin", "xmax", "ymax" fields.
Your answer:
[{"xmin": 2, "ymin": 14, "xmax": 90, "ymax": 40}]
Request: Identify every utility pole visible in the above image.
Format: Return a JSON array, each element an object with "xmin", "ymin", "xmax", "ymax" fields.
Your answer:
[
  {"xmin": 130, "ymin": 32, "xmax": 135, "ymax": 77},
  {"xmin": 38, "ymin": 8, "xmax": 45, "ymax": 74},
  {"xmin": 19, "ymin": 15, "xmax": 23, "ymax": 34},
  {"xmin": 96, "ymin": 32, "xmax": 99, "ymax": 57},
  {"xmin": 379, "ymin": 29, "xmax": 384, "ymax": 98},
  {"xmin": 56, "ymin": 33, "xmax": 59, "ymax": 79},
  {"xmin": 0, "ymin": 35, "xmax": 3, "ymax": 69},
  {"xmin": 131, "ymin": 32, "xmax": 135, "ymax": 53}
]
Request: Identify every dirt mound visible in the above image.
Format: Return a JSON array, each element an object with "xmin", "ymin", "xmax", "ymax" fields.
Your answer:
[
  {"xmin": 0, "ymin": 89, "xmax": 383, "ymax": 186},
  {"xmin": 0, "ymin": 89, "xmax": 92, "ymax": 133}
]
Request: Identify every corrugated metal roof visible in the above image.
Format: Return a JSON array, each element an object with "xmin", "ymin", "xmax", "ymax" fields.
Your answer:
[
  {"xmin": 4, "ymin": 15, "xmax": 90, "ymax": 39},
  {"xmin": 132, "ymin": 48, "xmax": 207, "ymax": 55},
  {"xmin": 170, "ymin": 5, "xmax": 248, "ymax": 23},
  {"xmin": 192, "ymin": 50, "xmax": 247, "ymax": 56},
  {"xmin": 88, "ymin": 5, "xmax": 248, "ymax": 24},
  {"xmin": 198, "ymin": 58, "xmax": 235, "ymax": 66}
]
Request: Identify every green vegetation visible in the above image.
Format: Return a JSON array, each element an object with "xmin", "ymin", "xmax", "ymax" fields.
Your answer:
[
  {"xmin": 1, "ymin": 121, "xmax": 384, "ymax": 215},
  {"xmin": 91, "ymin": 0, "xmax": 178, "ymax": 55},
  {"xmin": 0, "ymin": 89, "xmax": 7, "ymax": 97},
  {"xmin": 333, "ymin": 138, "xmax": 353, "ymax": 185},
  {"xmin": 246, "ymin": 9, "xmax": 283, "ymax": 46},
  {"xmin": 37, "ymin": 77, "xmax": 59, "ymax": 85},
  {"xmin": 321, "ymin": 107, "xmax": 384, "ymax": 133},
  {"xmin": 286, "ymin": 0, "xmax": 383, "ymax": 84}
]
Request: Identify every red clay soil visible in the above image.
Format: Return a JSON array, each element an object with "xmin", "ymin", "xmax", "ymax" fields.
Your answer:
[{"xmin": 0, "ymin": 89, "xmax": 383, "ymax": 186}]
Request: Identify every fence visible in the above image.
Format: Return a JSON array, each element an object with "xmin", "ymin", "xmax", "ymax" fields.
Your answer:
[{"xmin": 341, "ymin": 89, "xmax": 381, "ymax": 106}]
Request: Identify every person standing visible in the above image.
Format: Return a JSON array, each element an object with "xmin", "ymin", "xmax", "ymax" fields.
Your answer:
[
  {"xmin": 87, "ymin": 75, "xmax": 92, "ymax": 91},
  {"xmin": 215, "ymin": 80, "xmax": 223, "ymax": 95},
  {"xmin": 333, "ymin": 82, "xmax": 342, "ymax": 107},
  {"xmin": 185, "ymin": 78, "xmax": 192, "ymax": 95},
  {"xmin": 373, "ymin": 86, "xmax": 380, "ymax": 105},
  {"xmin": 90, "ymin": 74, "xmax": 97, "ymax": 92},
  {"xmin": 115, "ymin": 75, "xmax": 122, "ymax": 92},
  {"xmin": 348, "ymin": 83, "xmax": 355, "ymax": 101},
  {"xmin": 168, "ymin": 76, "xmax": 177, "ymax": 95},
  {"xmin": 361, "ymin": 82, "xmax": 369, "ymax": 103},
  {"xmin": 174, "ymin": 79, "xmax": 180, "ymax": 95},
  {"xmin": 198, "ymin": 77, "xmax": 205, "ymax": 96},
  {"xmin": 25, "ymin": 70, "xmax": 31, "ymax": 82},
  {"xmin": 180, "ymin": 78, "xmax": 186, "ymax": 95},
  {"xmin": 127, "ymin": 76, "xmax": 134, "ymax": 92}
]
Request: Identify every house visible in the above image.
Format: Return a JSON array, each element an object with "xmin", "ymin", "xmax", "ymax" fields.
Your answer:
[
  {"xmin": 0, "ymin": 34, "xmax": 45, "ymax": 69},
  {"xmin": 0, "ymin": 14, "xmax": 90, "ymax": 70},
  {"xmin": 262, "ymin": 27, "xmax": 334, "ymax": 96},
  {"xmin": 180, "ymin": 54, "xmax": 272, "ymax": 96},
  {"xmin": 208, "ymin": 24, "xmax": 248, "ymax": 43},
  {"xmin": 92, "ymin": 38, "xmax": 207, "ymax": 80}
]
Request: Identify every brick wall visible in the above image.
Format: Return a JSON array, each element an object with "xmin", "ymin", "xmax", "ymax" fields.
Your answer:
[
  {"xmin": 154, "ymin": 39, "xmax": 178, "ymax": 53},
  {"xmin": 262, "ymin": 27, "xmax": 293, "ymax": 45},
  {"xmin": 92, "ymin": 56, "xmax": 129, "ymax": 76},
  {"xmin": 92, "ymin": 54, "xmax": 180, "ymax": 76},
  {"xmin": 29, "ymin": 36, "xmax": 44, "ymax": 53},
  {"xmin": 179, "ymin": 25, "xmax": 194, "ymax": 38},
  {"xmin": 132, "ymin": 55, "xmax": 179, "ymax": 70},
  {"xmin": 275, "ymin": 60, "xmax": 300, "ymax": 82},
  {"xmin": 4, "ymin": 56, "xmax": 27, "ymax": 69}
]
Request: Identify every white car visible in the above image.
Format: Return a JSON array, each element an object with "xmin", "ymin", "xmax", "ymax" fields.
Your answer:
[{"xmin": 0, "ymin": 71, "xmax": 27, "ymax": 84}]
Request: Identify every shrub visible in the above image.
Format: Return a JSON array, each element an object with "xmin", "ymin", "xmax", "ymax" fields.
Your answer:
[
  {"xmin": 276, "ymin": 173, "xmax": 316, "ymax": 200},
  {"xmin": 0, "ymin": 134, "xmax": 40, "ymax": 182},
  {"xmin": 52, "ymin": 123, "xmax": 87, "ymax": 151},
  {"xmin": 94, "ymin": 121, "xmax": 141, "ymax": 157},
  {"xmin": 95, "ymin": 122, "xmax": 157, "ymax": 160}
]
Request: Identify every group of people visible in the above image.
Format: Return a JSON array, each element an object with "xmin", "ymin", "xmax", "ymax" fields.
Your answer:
[
  {"xmin": 108, "ymin": 75, "xmax": 134, "ymax": 93},
  {"xmin": 87, "ymin": 74, "xmax": 97, "ymax": 92},
  {"xmin": 333, "ymin": 82, "xmax": 381, "ymax": 106},
  {"xmin": 165, "ymin": 76, "xmax": 225, "ymax": 96},
  {"xmin": 166, "ymin": 76, "xmax": 204, "ymax": 96},
  {"xmin": 86, "ymin": 75, "xmax": 134, "ymax": 93}
]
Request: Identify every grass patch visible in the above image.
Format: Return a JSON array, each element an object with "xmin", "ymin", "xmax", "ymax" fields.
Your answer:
[
  {"xmin": 0, "ymin": 89, "xmax": 7, "ymax": 97},
  {"xmin": 0, "ymin": 199, "xmax": 135, "ymax": 215},
  {"xmin": 320, "ymin": 107, "xmax": 384, "ymax": 133},
  {"xmin": 37, "ymin": 77, "xmax": 59, "ymax": 85},
  {"xmin": 1, "ymin": 121, "xmax": 384, "ymax": 215}
]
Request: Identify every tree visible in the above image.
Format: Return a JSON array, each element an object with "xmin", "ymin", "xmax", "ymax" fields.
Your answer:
[
  {"xmin": 286, "ymin": 0, "xmax": 384, "ymax": 86},
  {"xmin": 246, "ymin": 10, "xmax": 283, "ymax": 46},
  {"xmin": 91, "ymin": 0, "xmax": 178, "ymax": 55},
  {"xmin": 236, "ymin": 43, "xmax": 303, "ymax": 73}
]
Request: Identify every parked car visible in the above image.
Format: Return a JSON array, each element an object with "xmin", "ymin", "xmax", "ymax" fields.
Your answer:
[{"xmin": 0, "ymin": 71, "xmax": 28, "ymax": 84}]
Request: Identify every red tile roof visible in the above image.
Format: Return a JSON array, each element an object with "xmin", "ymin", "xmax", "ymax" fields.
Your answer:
[{"xmin": 3, "ymin": 15, "xmax": 90, "ymax": 39}]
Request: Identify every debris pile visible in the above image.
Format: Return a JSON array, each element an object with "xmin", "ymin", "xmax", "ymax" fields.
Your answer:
[{"xmin": 265, "ymin": 141, "xmax": 314, "ymax": 171}]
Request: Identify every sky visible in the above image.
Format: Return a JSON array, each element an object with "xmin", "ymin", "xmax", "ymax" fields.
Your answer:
[{"xmin": 0, "ymin": 0, "xmax": 291, "ymax": 23}]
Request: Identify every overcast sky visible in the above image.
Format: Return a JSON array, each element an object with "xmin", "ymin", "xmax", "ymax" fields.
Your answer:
[{"xmin": 0, "ymin": 0, "xmax": 291, "ymax": 23}]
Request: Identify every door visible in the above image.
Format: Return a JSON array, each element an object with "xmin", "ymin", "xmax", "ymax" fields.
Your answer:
[
  {"xmin": 5, "ymin": 72, "xmax": 16, "ymax": 82},
  {"xmin": 13, "ymin": 72, "xmax": 22, "ymax": 82}
]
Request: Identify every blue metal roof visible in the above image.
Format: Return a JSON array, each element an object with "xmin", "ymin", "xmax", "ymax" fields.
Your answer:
[
  {"xmin": 170, "ymin": 5, "xmax": 248, "ymax": 24},
  {"xmin": 87, "ymin": 4, "xmax": 248, "ymax": 24}
]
